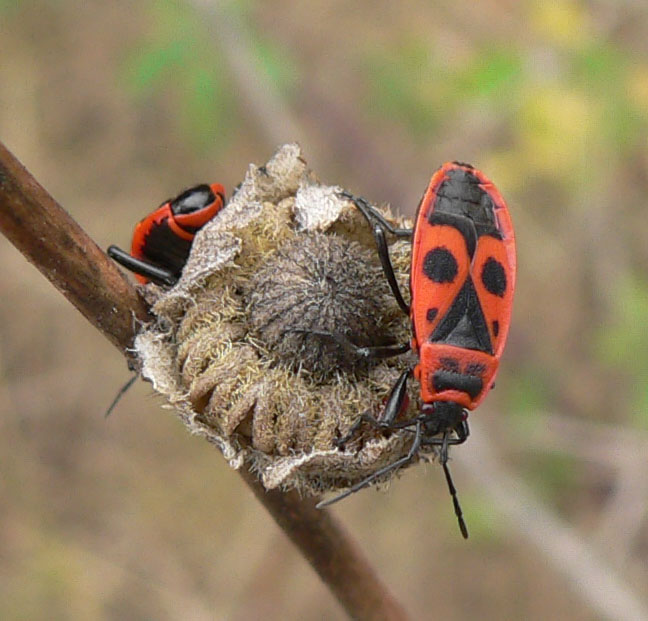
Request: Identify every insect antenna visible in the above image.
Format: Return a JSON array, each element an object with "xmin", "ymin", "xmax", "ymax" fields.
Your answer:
[
  {"xmin": 441, "ymin": 455, "xmax": 469, "ymax": 539},
  {"xmin": 104, "ymin": 374, "xmax": 137, "ymax": 418}
]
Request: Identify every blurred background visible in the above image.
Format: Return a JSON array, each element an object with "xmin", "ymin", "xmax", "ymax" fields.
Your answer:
[{"xmin": 2, "ymin": 1, "xmax": 648, "ymax": 619}]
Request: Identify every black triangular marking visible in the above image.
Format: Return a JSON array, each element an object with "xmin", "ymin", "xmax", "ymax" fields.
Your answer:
[{"xmin": 429, "ymin": 278, "xmax": 492, "ymax": 354}]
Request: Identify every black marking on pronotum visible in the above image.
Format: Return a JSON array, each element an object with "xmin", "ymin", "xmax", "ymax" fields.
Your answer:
[
  {"xmin": 170, "ymin": 184, "xmax": 216, "ymax": 218},
  {"xmin": 432, "ymin": 370, "xmax": 483, "ymax": 399},
  {"xmin": 464, "ymin": 362, "xmax": 486, "ymax": 376},
  {"xmin": 435, "ymin": 169, "xmax": 497, "ymax": 228},
  {"xmin": 140, "ymin": 222, "xmax": 193, "ymax": 276}
]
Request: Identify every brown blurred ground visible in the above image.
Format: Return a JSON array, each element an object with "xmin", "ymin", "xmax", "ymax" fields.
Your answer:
[{"xmin": 2, "ymin": 2, "xmax": 648, "ymax": 619}]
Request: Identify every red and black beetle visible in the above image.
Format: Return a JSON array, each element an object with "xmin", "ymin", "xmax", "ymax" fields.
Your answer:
[
  {"xmin": 303, "ymin": 162, "xmax": 516, "ymax": 538},
  {"xmin": 108, "ymin": 183, "xmax": 226, "ymax": 286}
]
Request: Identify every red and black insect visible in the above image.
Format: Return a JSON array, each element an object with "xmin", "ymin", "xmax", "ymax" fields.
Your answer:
[
  {"xmin": 108, "ymin": 183, "xmax": 226, "ymax": 286},
  {"xmin": 302, "ymin": 162, "xmax": 516, "ymax": 538}
]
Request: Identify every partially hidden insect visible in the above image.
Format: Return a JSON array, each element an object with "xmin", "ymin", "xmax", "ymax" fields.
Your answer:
[
  {"xmin": 108, "ymin": 183, "xmax": 226, "ymax": 286},
  {"xmin": 103, "ymin": 183, "xmax": 225, "ymax": 419},
  {"xmin": 307, "ymin": 162, "xmax": 516, "ymax": 539}
]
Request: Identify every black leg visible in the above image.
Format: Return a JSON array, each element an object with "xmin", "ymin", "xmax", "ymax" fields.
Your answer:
[
  {"xmin": 335, "ymin": 368, "xmax": 412, "ymax": 448},
  {"xmin": 357, "ymin": 406, "xmax": 469, "ymax": 443},
  {"xmin": 339, "ymin": 191, "xmax": 411, "ymax": 315},
  {"xmin": 317, "ymin": 420, "xmax": 423, "ymax": 509},
  {"xmin": 104, "ymin": 374, "xmax": 137, "ymax": 418},
  {"xmin": 339, "ymin": 191, "xmax": 412, "ymax": 237},
  {"xmin": 334, "ymin": 412, "xmax": 378, "ymax": 449},
  {"xmin": 456, "ymin": 419, "xmax": 470, "ymax": 442},
  {"xmin": 386, "ymin": 420, "xmax": 469, "ymax": 540},
  {"xmin": 286, "ymin": 328, "xmax": 410, "ymax": 360},
  {"xmin": 372, "ymin": 225, "xmax": 410, "ymax": 315},
  {"xmin": 107, "ymin": 245, "xmax": 177, "ymax": 287},
  {"xmin": 379, "ymin": 368, "xmax": 411, "ymax": 425}
]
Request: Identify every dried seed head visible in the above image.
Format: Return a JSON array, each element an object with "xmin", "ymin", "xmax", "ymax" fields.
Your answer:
[
  {"xmin": 246, "ymin": 233, "xmax": 394, "ymax": 380},
  {"xmin": 134, "ymin": 144, "xmax": 425, "ymax": 496}
]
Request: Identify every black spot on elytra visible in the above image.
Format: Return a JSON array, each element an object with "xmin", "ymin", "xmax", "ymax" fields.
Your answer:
[
  {"xmin": 481, "ymin": 257, "xmax": 507, "ymax": 297},
  {"xmin": 492, "ymin": 320, "xmax": 499, "ymax": 337},
  {"xmin": 423, "ymin": 247, "xmax": 458, "ymax": 283},
  {"xmin": 426, "ymin": 308, "xmax": 438, "ymax": 322}
]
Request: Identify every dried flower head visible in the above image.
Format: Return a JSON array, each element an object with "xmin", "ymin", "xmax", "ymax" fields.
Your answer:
[
  {"xmin": 135, "ymin": 144, "xmax": 428, "ymax": 495},
  {"xmin": 246, "ymin": 232, "xmax": 396, "ymax": 379}
]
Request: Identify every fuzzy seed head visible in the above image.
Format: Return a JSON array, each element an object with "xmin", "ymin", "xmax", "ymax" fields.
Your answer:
[
  {"xmin": 134, "ymin": 144, "xmax": 425, "ymax": 496},
  {"xmin": 246, "ymin": 233, "xmax": 394, "ymax": 380}
]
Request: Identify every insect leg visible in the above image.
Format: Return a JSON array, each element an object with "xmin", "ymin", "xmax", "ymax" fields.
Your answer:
[
  {"xmin": 107, "ymin": 245, "xmax": 177, "ymax": 287},
  {"xmin": 317, "ymin": 420, "xmax": 423, "ymax": 509},
  {"xmin": 372, "ymin": 225, "xmax": 410, "ymax": 314},
  {"xmin": 456, "ymin": 418, "xmax": 470, "ymax": 442},
  {"xmin": 339, "ymin": 191, "xmax": 412, "ymax": 237},
  {"xmin": 334, "ymin": 413, "xmax": 376, "ymax": 449},
  {"xmin": 285, "ymin": 328, "xmax": 410, "ymax": 360},
  {"xmin": 335, "ymin": 368, "xmax": 412, "ymax": 448},
  {"xmin": 419, "ymin": 428, "xmax": 470, "ymax": 449},
  {"xmin": 104, "ymin": 374, "xmax": 137, "ymax": 418},
  {"xmin": 379, "ymin": 368, "xmax": 411, "ymax": 425},
  {"xmin": 340, "ymin": 191, "xmax": 411, "ymax": 315}
]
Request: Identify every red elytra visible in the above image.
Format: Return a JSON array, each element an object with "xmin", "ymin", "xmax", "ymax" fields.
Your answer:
[
  {"xmin": 410, "ymin": 162, "xmax": 516, "ymax": 411},
  {"xmin": 108, "ymin": 183, "xmax": 226, "ymax": 287}
]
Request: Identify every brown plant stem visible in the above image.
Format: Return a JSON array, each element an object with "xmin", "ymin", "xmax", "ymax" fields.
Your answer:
[
  {"xmin": 0, "ymin": 140, "xmax": 151, "ymax": 352},
  {"xmin": 238, "ymin": 468, "xmax": 408, "ymax": 621},
  {"xmin": 0, "ymin": 140, "xmax": 408, "ymax": 621}
]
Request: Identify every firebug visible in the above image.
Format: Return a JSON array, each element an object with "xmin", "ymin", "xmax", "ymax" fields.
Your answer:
[
  {"xmin": 108, "ymin": 183, "xmax": 226, "ymax": 286},
  {"xmin": 304, "ymin": 162, "xmax": 516, "ymax": 539}
]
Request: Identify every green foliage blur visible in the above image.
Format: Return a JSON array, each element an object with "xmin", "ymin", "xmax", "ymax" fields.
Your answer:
[
  {"xmin": 596, "ymin": 275, "xmax": 648, "ymax": 429},
  {"xmin": 366, "ymin": 2, "xmax": 648, "ymax": 190},
  {"xmin": 0, "ymin": 0, "xmax": 22, "ymax": 13},
  {"xmin": 121, "ymin": 0, "xmax": 297, "ymax": 149},
  {"xmin": 121, "ymin": 0, "xmax": 235, "ymax": 149}
]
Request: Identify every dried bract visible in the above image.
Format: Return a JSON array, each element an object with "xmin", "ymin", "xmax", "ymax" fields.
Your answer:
[{"xmin": 135, "ymin": 144, "xmax": 427, "ymax": 495}]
